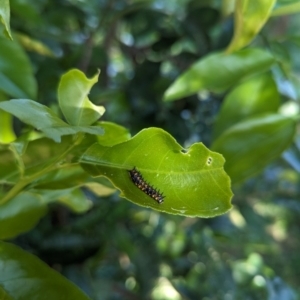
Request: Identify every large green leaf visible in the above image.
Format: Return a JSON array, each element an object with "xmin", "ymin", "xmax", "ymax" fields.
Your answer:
[
  {"xmin": 213, "ymin": 72, "xmax": 280, "ymax": 140},
  {"xmin": 163, "ymin": 48, "xmax": 275, "ymax": 101},
  {"xmin": 81, "ymin": 128, "xmax": 233, "ymax": 218},
  {"xmin": 226, "ymin": 0, "xmax": 276, "ymax": 53},
  {"xmin": 0, "ymin": 37, "xmax": 37, "ymax": 98},
  {"xmin": 0, "ymin": 192, "xmax": 47, "ymax": 240},
  {"xmin": 58, "ymin": 69, "xmax": 105, "ymax": 126},
  {"xmin": 0, "ymin": 0, "xmax": 12, "ymax": 39},
  {"xmin": 211, "ymin": 114, "xmax": 296, "ymax": 183},
  {"xmin": 0, "ymin": 241, "xmax": 91, "ymax": 300},
  {"xmin": 0, "ymin": 99, "xmax": 104, "ymax": 142}
]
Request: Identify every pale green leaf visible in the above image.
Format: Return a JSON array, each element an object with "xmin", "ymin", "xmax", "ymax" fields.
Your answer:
[
  {"xmin": 15, "ymin": 32, "xmax": 55, "ymax": 57},
  {"xmin": 226, "ymin": 0, "xmax": 276, "ymax": 53},
  {"xmin": 58, "ymin": 69, "xmax": 105, "ymax": 126}
]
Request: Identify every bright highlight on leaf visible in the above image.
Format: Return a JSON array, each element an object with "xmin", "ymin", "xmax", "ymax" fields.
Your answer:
[{"xmin": 81, "ymin": 128, "xmax": 233, "ymax": 218}]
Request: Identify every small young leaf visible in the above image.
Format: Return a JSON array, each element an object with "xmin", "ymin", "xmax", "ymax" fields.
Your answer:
[
  {"xmin": 163, "ymin": 48, "xmax": 274, "ymax": 101},
  {"xmin": 0, "ymin": 99, "xmax": 104, "ymax": 142},
  {"xmin": 226, "ymin": 0, "xmax": 276, "ymax": 53},
  {"xmin": 0, "ymin": 192, "xmax": 47, "ymax": 240},
  {"xmin": 0, "ymin": 241, "xmax": 91, "ymax": 300},
  {"xmin": 212, "ymin": 114, "xmax": 296, "ymax": 183},
  {"xmin": 213, "ymin": 72, "xmax": 280, "ymax": 140},
  {"xmin": 0, "ymin": 0, "xmax": 12, "ymax": 39},
  {"xmin": 97, "ymin": 121, "xmax": 131, "ymax": 146},
  {"xmin": 58, "ymin": 69, "xmax": 105, "ymax": 126},
  {"xmin": 81, "ymin": 128, "xmax": 233, "ymax": 218}
]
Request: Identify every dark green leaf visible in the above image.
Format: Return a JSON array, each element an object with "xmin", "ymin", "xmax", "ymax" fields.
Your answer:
[
  {"xmin": 58, "ymin": 69, "xmax": 105, "ymax": 126},
  {"xmin": 0, "ymin": 37, "xmax": 37, "ymax": 98},
  {"xmin": 0, "ymin": 241, "xmax": 91, "ymax": 300},
  {"xmin": 163, "ymin": 48, "xmax": 275, "ymax": 101},
  {"xmin": 81, "ymin": 128, "xmax": 233, "ymax": 218},
  {"xmin": 0, "ymin": 192, "xmax": 47, "ymax": 240},
  {"xmin": 211, "ymin": 114, "xmax": 296, "ymax": 183},
  {"xmin": 213, "ymin": 72, "xmax": 280, "ymax": 140},
  {"xmin": 0, "ymin": 100, "xmax": 104, "ymax": 142}
]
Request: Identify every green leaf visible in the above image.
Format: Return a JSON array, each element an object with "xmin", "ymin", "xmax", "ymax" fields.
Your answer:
[
  {"xmin": 57, "ymin": 188, "xmax": 93, "ymax": 213},
  {"xmin": 0, "ymin": 107, "xmax": 16, "ymax": 144},
  {"xmin": 58, "ymin": 69, "xmax": 105, "ymax": 126},
  {"xmin": 0, "ymin": 36, "xmax": 37, "ymax": 99},
  {"xmin": 81, "ymin": 128, "xmax": 233, "ymax": 218},
  {"xmin": 271, "ymin": 2, "xmax": 300, "ymax": 16},
  {"xmin": 15, "ymin": 32, "xmax": 55, "ymax": 57},
  {"xmin": 213, "ymin": 72, "xmax": 280, "ymax": 140},
  {"xmin": 84, "ymin": 181, "xmax": 116, "ymax": 197},
  {"xmin": 211, "ymin": 114, "xmax": 296, "ymax": 183},
  {"xmin": 0, "ymin": 192, "xmax": 47, "ymax": 240},
  {"xmin": 0, "ymin": 241, "xmax": 91, "ymax": 300},
  {"xmin": 0, "ymin": 145, "xmax": 19, "ymax": 184},
  {"xmin": 163, "ymin": 48, "xmax": 275, "ymax": 101},
  {"xmin": 0, "ymin": 92, "xmax": 16, "ymax": 143},
  {"xmin": 226, "ymin": 0, "xmax": 276, "ymax": 53},
  {"xmin": 0, "ymin": 99, "xmax": 104, "ymax": 142},
  {"xmin": 0, "ymin": 0, "xmax": 12, "ymax": 40},
  {"xmin": 97, "ymin": 121, "xmax": 131, "ymax": 146},
  {"xmin": 31, "ymin": 187, "xmax": 93, "ymax": 214}
]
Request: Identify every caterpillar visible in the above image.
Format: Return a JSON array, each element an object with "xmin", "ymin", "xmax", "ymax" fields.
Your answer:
[{"xmin": 128, "ymin": 167, "xmax": 164, "ymax": 204}]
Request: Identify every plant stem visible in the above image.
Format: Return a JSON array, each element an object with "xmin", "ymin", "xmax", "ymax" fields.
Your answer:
[{"xmin": 0, "ymin": 133, "xmax": 84, "ymax": 205}]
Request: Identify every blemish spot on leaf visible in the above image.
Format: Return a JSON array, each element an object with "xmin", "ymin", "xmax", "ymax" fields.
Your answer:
[{"xmin": 207, "ymin": 157, "xmax": 213, "ymax": 165}]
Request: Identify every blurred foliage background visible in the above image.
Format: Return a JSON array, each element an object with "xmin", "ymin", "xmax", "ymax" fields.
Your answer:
[{"xmin": 3, "ymin": 0, "xmax": 300, "ymax": 299}]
